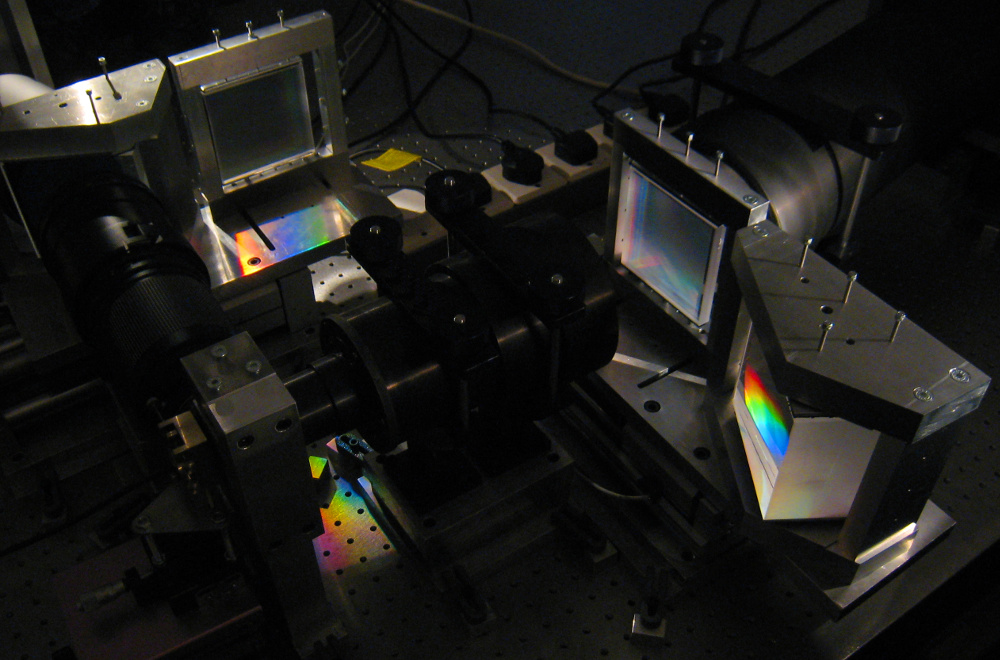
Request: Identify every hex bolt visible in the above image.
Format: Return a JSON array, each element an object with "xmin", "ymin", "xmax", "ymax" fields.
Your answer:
[
  {"xmin": 818, "ymin": 321, "xmax": 834, "ymax": 352},
  {"xmin": 891, "ymin": 311, "xmax": 907, "ymax": 342},
  {"xmin": 210, "ymin": 345, "xmax": 228, "ymax": 359},
  {"xmin": 453, "ymin": 313, "xmax": 467, "ymax": 326},
  {"xmin": 950, "ymin": 368, "xmax": 971, "ymax": 383},
  {"xmin": 843, "ymin": 271, "xmax": 858, "ymax": 304},
  {"xmin": 800, "ymin": 238, "xmax": 814, "ymax": 269},
  {"xmin": 913, "ymin": 387, "xmax": 933, "ymax": 402},
  {"xmin": 245, "ymin": 360, "xmax": 262, "ymax": 375},
  {"xmin": 98, "ymin": 56, "xmax": 121, "ymax": 100},
  {"xmin": 550, "ymin": 273, "xmax": 565, "ymax": 286}
]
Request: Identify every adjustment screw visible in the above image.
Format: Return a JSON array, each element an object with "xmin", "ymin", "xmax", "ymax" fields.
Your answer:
[
  {"xmin": 913, "ymin": 387, "xmax": 933, "ymax": 402},
  {"xmin": 950, "ymin": 368, "xmax": 971, "ymax": 383}
]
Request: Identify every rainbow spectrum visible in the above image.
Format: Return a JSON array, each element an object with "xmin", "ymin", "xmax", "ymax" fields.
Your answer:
[{"xmin": 743, "ymin": 365, "xmax": 790, "ymax": 464}]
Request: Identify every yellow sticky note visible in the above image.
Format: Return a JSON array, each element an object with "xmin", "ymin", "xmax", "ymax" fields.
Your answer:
[{"xmin": 361, "ymin": 148, "xmax": 422, "ymax": 172}]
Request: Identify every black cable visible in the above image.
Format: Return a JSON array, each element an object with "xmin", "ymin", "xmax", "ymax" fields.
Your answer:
[
  {"xmin": 491, "ymin": 108, "xmax": 564, "ymax": 140},
  {"xmin": 733, "ymin": 0, "xmax": 764, "ymax": 60},
  {"xmin": 349, "ymin": 0, "xmax": 481, "ymax": 146},
  {"xmin": 335, "ymin": 0, "xmax": 368, "ymax": 39},
  {"xmin": 343, "ymin": 17, "xmax": 393, "ymax": 98},
  {"xmin": 638, "ymin": 74, "xmax": 685, "ymax": 97},
  {"xmin": 591, "ymin": 52, "xmax": 678, "ymax": 121},
  {"xmin": 0, "ymin": 477, "xmax": 153, "ymax": 560},
  {"xmin": 352, "ymin": 0, "xmax": 558, "ymax": 147},
  {"xmin": 387, "ymin": 11, "xmax": 502, "ymax": 145},
  {"xmin": 697, "ymin": 0, "xmax": 733, "ymax": 33},
  {"xmin": 740, "ymin": 0, "xmax": 846, "ymax": 60}
]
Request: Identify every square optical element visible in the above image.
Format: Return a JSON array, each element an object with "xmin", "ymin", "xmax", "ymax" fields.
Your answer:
[
  {"xmin": 202, "ymin": 61, "xmax": 315, "ymax": 183},
  {"xmin": 617, "ymin": 164, "xmax": 725, "ymax": 326},
  {"xmin": 733, "ymin": 337, "xmax": 880, "ymax": 520}
]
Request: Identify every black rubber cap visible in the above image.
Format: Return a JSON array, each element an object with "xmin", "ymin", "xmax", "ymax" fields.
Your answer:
[
  {"xmin": 682, "ymin": 32, "xmax": 724, "ymax": 66},
  {"xmin": 851, "ymin": 105, "xmax": 903, "ymax": 146},
  {"xmin": 425, "ymin": 170, "xmax": 489, "ymax": 216},
  {"xmin": 501, "ymin": 141, "xmax": 544, "ymax": 186},
  {"xmin": 554, "ymin": 130, "xmax": 599, "ymax": 166}
]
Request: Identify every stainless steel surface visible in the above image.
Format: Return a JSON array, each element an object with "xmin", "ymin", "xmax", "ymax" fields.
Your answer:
[
  {"xmin": 180, "ymin": 332, "xmax": 336, "ymax": 652},
  {"xmin": 0, "ymin": 59, "xmax": 169, "ymax": 160},
  {"xmin": 820, "ymin": 501, "xmax": 953, "ymax": 614},
  {"xmin": 606, "ymin": 108, "xmax": 770, "ymax": 348},
  {"xmin": 612, "ymin": 109, "xmax": 770, "ymax": 233},
  {"xmin": 692, "ymin": 107, "xmax": 842, "ymax": 243},
  {"xmin": 733, "ymin": 220, "xmax": 989, "ymax": 442},
  {"xmin": 168, "ymin": 10, "xmax": 346, "ymax": 202}
]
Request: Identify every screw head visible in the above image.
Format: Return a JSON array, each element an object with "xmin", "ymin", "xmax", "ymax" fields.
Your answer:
[
  {"xmin": 134, "ymin": 515, "xmax": 150, "ymax": 531},
  {"xmin": 550, "ymin": 273, "xmax": 565, "ymax": 286},
  {"xmin": 210, "ymin": 345, "xmax": 228, "ymax": 359},
  {"xmin": 453, "ymin": 313, "xmax": 467, "ymax": 326},
  {"xmin": 245, "ymin": 360, "xmax": 262, "ymax": 375},
  {"xmin": 206, "ymin": 377, "xmax": 223, "ymax": 391},
  {"xmin": 913, "ymin": 387, "xmax": 933, "ymax": 402},
  {"xmin": 950, "ymin": 368, "xmax": 971, "ymax": 383},
  {"xmin": 751, "ymin": 224, "xmax": 768, "ymax": 236},
  {"xmin": 443, "ymin": 175, "xmax": 456, "ymax": 187},
  {"xmin": 743, "ymin": 195, "xmax": 759, "ymax": 204},
  {"xmin": 369, "ymin": 224, "xmax": 381, "ymax": 235}
]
